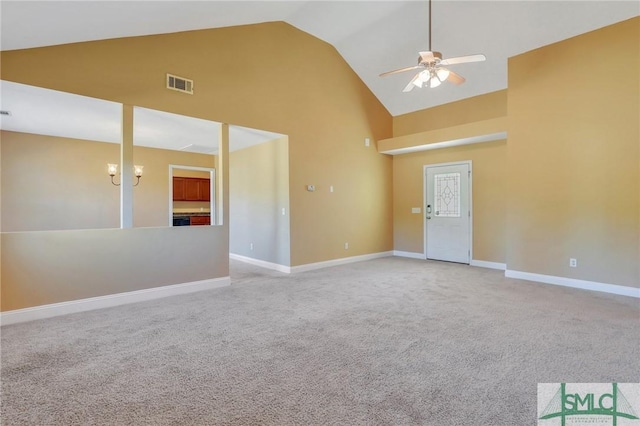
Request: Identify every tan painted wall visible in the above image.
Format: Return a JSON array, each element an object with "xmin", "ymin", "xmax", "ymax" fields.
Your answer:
[
  {"xmin": 392, "ymin": 92, "xmax": 508, "ymax": 262},
  {"xmin": 1, "ymin": 21, "xmax": 393, "ymax": 268},
  {"xmin": 380, "ymin": 117, "xmax": 506, "ymax": 154},
  {"xmin": 1, "ymin": 21, "xmax": 391, "ymax": 311},
  {"xmin": 0, "ymin": 130, "xmax": 216, "ymax": 231},
  {"xmin": 392, "ymin": 17, "xmax": 639, "ymax": 289},
  {"xmin": 507, "ymin": 17, "xmax": 639, "ymax": 287},
  {"xmin": 1, "ymin": 226, "xmax": 228, "ymax": 311},
  {"xmin": 229, "ymin": 137, "xmax": 290, "ymax": 266},
  {"xmin": 1, "ymin": 131, "xmax": 120, "ymax": 231},
  {"xmin": 393, "ymin": 140, "xmax": 507, "ymax": 262},
  {"xmin": 393, "ymin": 90, "xmax": 507, "ymax": 137}
]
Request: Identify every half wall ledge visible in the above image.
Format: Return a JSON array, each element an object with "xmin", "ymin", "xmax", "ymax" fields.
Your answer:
[{"xmin": 378, "ymin": 117, "xmax": 507, "ymax": 155}]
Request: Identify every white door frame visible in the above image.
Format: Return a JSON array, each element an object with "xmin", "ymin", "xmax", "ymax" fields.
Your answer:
[{"xmin": 423, "ymin": 161, "xmax": 473, "ymax": 263}]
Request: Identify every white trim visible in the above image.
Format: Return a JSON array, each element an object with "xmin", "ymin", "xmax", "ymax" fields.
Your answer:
[
  {"xmin": 230, "ymin": 253, "xmax": 291, "ymax": 273},
  {"xmin": 505, "ymin": 270, "xmax": 640, "ymax": 298},
  {"xmin": 290, "ymin": 251, "xmax": 394, "ymax": 273},
  {"xmin": 424, "ymin": 161, "xmax": 473, "ymax": 264},
  {"xmin": 393, "ymin": 250, "xmax": 426, "ymax": 260},
  {"xmin": 380, "ymin": 132, "xmax": 507, "ymax": 155},
  {"xmin": 0, "ymin": 277, "xmax": 231, "ymax": 326},
  {"xmin": 471, "ymin": 260, "xmax": 507, "ymax": 270}
]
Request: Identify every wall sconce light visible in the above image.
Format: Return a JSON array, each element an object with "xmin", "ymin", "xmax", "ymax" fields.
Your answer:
[{"xmin": 108, "ymin": 163, "xmax": 144, "ymax": 186}]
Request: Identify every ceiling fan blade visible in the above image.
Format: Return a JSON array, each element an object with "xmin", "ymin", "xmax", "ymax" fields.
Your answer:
[
  {"xmin": 380, "ymin": 65, "xmax": 422, "ymax": 77},
  {"xmin": 440, "ymin": 54, "xmax": 486, "ymax": 66},
  {"xmin": 446, "ymin": 70, "xmax": 466, "ymax": 85},
  {"xmin": 403, "ymin": 74, "xmax": 421, "ymax": 92}
]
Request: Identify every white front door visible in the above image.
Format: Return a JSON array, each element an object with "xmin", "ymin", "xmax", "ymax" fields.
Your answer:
[{"xmin": 425, "ymin": 162, "xmax": 471, "ymax": 263}]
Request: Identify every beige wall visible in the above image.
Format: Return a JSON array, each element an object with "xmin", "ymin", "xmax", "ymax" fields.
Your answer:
[
  {"xmin": 1, "ymin": 226, "xmax": 228, "ymax": 311},
  {"xmin": 393, "ymin": 140, "xmax": 507, "ymax": 262},
  {"xmin": 391, "ymin": 17, "xmax": 639, "ymax": 289},
  {"xmin": 392, "ymin": 92, "xmax": 509, "ymax": 262},
  {"xmin": 1, "ymin": 131, "xmax": 120, "ymax": 231},
  {"xmin": 1, "ymin": 21, "xmax": 393, "ymax": 268},
  {"xmin": 507, "ymin": 17, "xmax": 639, "ymax": 287},
  {"xmin": 0, "ymin": 21, "xmax": 391, "ymax": 311},
  {"xmin": 230, "ymin": 137, "xmax": 290, "ymax": 266},
  {"xmin": 393, "ymin": 90, "xmax": 507, "ymax": 137},
  {"xmin": 0, "ymin": 130, "xmax": 216, "ymax": 231}
]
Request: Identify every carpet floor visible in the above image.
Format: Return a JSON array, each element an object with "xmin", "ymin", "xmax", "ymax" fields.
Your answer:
[{"xmin": 1, "ymin": 257, "xmax": 638, "ymax": 425}]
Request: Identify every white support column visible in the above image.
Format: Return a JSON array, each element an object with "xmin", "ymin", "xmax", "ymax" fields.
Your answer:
[
  {"xmin": 121, "ymin": 104, "xmax": 134, "ymax": 228},
  {"xmin": 217, "ymin": 123, "xmax": 229, "ymax": 226}
]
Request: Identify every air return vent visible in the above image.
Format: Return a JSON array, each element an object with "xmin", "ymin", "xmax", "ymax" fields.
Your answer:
[{"xmin": 166, "ymin": 73, "xmax": 194, "ymax": 94}]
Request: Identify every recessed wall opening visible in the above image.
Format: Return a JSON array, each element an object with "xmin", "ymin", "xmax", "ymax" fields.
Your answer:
[{"xmin": 169, "ymin": 165, "xmax": 215, "ymax": 226}]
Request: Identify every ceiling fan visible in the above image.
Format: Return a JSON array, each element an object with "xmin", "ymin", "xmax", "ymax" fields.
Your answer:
[{"xmin": 380, "ymin": 0, "xmax": 486, "ymax": 91}]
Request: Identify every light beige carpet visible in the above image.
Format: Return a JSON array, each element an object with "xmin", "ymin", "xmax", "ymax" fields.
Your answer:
[{"xmin": 1, "ymin": 257, "xmax": 638, "ymax": 425}]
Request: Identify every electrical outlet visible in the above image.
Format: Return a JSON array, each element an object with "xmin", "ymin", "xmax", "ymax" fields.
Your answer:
[
  {"xmin": 250, "ymin": 243, "xmax": 254, "ymax": 250},
  {"xmin": 569, "ymin": 258, "xmax": 577, "ymax": 268},
  {"xmin": 344, "ymin": 242, "xmax": 349, "ymax": 250},
  {"xmin": 330, "ymin": 185, "xmax": 334, "ymax": 193},
  {"xmin": 365, "ymin": 138, "xmax": 370, "ymax": 147}
]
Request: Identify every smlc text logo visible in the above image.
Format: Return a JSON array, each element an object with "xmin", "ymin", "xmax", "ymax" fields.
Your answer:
[{"xmin": 538, "ymin": 383, "xmax": 640, "ymax": 426}]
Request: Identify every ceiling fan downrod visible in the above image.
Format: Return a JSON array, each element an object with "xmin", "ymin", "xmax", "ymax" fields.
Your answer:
[{"xmin": 428, "ymin": 0, "xmax": 432, "ymax": 52}]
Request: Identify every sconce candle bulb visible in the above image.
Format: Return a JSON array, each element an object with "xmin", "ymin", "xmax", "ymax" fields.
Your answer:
[{"xmin": 133, "ymin": 165, "xmax": 143, "ymax": 186}]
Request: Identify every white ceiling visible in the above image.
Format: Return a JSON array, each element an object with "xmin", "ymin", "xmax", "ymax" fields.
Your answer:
[
  {"xmin": 1, "ymin": 1, "xmax": 638, "ymax": 117},
  {"xmin": 0, "ymin": 80, "xmax": 284, "ymax": 152}
]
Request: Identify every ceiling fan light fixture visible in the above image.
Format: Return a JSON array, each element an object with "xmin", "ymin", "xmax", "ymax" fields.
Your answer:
[
  {"xmin": 379, "ymin": 0, "xmax": 486, "ymax": 92},
  {"xmin": 436, "ymin": 68, "xmax": 450, "ymax": 81},
  {"xmin": 413, "ymin": 70, "xmax": 430, "ymax": 88}
]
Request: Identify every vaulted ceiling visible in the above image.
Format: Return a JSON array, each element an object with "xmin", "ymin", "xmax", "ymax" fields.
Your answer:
[{"xmin": 1, "ymin": 1, "xmax": 638, "ymax": 117}]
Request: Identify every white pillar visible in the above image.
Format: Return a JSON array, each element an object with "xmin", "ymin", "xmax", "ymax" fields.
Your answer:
[
  {"xmin": 121, "ymin": 104, "xmax": 134, "ymax": 228},
  {"xmin": 217, "ymin": 123, "xmax": 229, "ymax": 226}
]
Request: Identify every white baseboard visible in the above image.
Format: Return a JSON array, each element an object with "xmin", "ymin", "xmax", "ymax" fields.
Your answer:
[
  {"xmin": 230, "ymin": 253, "xmax": 291, "ymax": 273},
  {"xmin": 290, "ymin": 251, "xmax": 394, "ymax": 273},
  {"xmin": 505, "ymin": 270, "xmax": 640, "ymax": 298},
  {"xmin": 471, "ymin": 260, "xmax": 507, "ymax": 270},
  {"xmin": 0, "ymin": 277, "xmax": 231, "ymax": 326},
  {"xmin": 393, "ymin": 250, "xmax": 426, "ymax": 260}
]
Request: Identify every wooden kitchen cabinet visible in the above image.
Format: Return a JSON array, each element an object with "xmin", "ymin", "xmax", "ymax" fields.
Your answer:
[
  {"xmin": 200, "ymin": 179, "xmax": 210, "ymax": 202},
  {"xmin": 173, "ymin": 177, "xmax": 186, "ymax": 201},
  {"xmin": 173, "ymin": 177, "xmax": 210, "ymax": 202},
  {"xmin": 189, "ymin": 216, "xmax": 210, "ymax": 226}
]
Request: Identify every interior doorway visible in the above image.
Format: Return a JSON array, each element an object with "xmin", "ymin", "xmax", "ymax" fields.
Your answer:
[{"xmin": 424, "ymin": 161, "xmax": 472, "ymax": 263}]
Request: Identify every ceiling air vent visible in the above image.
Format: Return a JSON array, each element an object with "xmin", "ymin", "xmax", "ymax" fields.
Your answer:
[{"xmin": 166, "ymin": 73, "xmax": 194, "ymax": 95}]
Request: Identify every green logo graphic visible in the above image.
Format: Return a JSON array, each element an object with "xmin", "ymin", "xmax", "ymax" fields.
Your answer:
[{"xmin": 539, "ymin": 383, "xmax": 639, "ymax": 426}]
